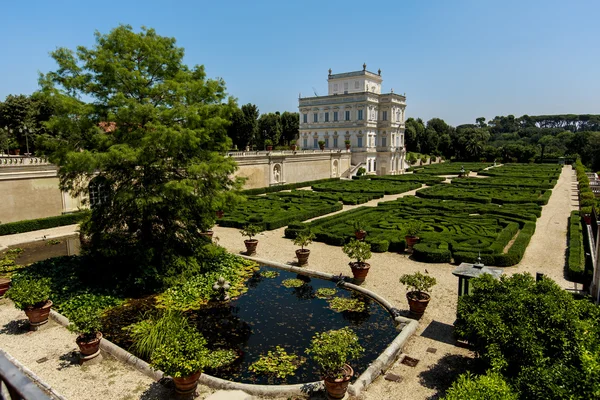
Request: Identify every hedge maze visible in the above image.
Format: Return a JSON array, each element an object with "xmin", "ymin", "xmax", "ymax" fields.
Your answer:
[
  {"xmin": 312, "ymin": 179, "xmax": 423, "ymax": 204},
  {"xmin": 409, "ymin": 162, "xmax": 493, "ymax": 175},
  {"xmin": 218, "ymin": 191, "xmax": 343, "ymax": 230},
  {"xmin": 285, "ymin": 163, "xmax": 562, "ymax": 267}
]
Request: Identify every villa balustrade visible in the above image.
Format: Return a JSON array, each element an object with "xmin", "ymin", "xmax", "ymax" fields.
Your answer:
[
  {"xmin": 0, "ymin": 156, "xmax": 51, "ymax": 167},
  {"xmin": 227, "ymin": 149, "xmax": 349, "ymax": 157}
]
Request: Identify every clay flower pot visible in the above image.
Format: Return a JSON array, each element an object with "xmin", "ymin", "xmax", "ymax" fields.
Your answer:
[
  {"xmin": 323, "ymin": 364, "xmax": 353, "ymax": 399},
  {"xmin": 77, "ymin": 332, "xmax": 103, "ymax": 363},
  {"xmin": 173, "ymin": 371, "xmax": 202, "ymax": 396},
  {"xmin": 0, "ymin": 278, "xmax": 11, "ymax": 297},
  {"xmin": 296, "ymin": 249, "xmax": 310, "ymax": 266},
  {"xmin": 354, "ymin": 230, "xmax": 367, "ymax": 240},
  {"xmin": 24, "ymin": 300, "xmax": 53, "ymax": 329},
  {"xmin": 406, "ymin": 291, "xmax": 431, "ymax": 317},
  {"xmin": 349, "ymin": 262, "xmax": 370, "ymax": 285},
  {"xmin": 244, "ymin": 239, "xmax": 258, "ymax": 255},
  {"xmin": 404, "ymin": 235, "xmax": 420, "ymax": 252}
]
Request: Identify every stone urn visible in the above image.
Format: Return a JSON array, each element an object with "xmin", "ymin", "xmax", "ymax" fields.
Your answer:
[
  {"xmin": 323, "ymin": 364, "xmax": 353, "ymax": 399},
  {"xmin": 24, "ymin": 300, "xmax": 53, "ymax": 329}
]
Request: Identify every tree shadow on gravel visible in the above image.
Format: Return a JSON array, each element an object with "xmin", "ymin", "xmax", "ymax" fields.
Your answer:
[
  {"xmin": 419, "ymin": 354, "xmax": 474, "ymax": 400},
  {"xmin": 0, "ymin": 319, "xmax": 29, "ymax": 335},
  {"xmin": 139, "ymin": 380, "xmax": 177, "ymax": 400},
  {"xmin": 57, "ymin": 350, "xmax": 79, "ymax": 370}
]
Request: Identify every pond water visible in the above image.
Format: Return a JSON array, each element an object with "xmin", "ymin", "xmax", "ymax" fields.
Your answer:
[
  {"xmin": 191, "ymin": 267, "xmax": 398, "ymax": 385},
  {"xmin": 9, "ymin": 235, "xmax": 80, "ymax": 265}
]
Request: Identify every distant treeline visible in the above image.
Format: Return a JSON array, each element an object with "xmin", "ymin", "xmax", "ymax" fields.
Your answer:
[{"xmin": 405, "ymin": 114, "xmax": 600, "ymax": 170}]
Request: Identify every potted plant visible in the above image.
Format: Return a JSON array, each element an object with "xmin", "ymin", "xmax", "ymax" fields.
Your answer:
[
  {"xmin": 264, "ymin": 139, "xmax": 273, "ymax": 151},
  {"xmin": 0, "ymin": 277, "xmax": 10, "ymax": 297},
  {"xmin": 67, "ymin": 306, "xmax": 103, "ymax": 363},
  {"xmin": 306, "ymin": 327, "xmax": 364, "ymax": 399},
  {"xmin": 290, "ymin": 143, "xmax": 298, "ymax": 151},
  {"xmin": 7, "ymin": 277, "xmax": 52, "ymax": 329},
  {"xmin": 318, "ymin": 140, "xmax": 326, "ymax": 150},
  {"xmin": 399, "ymin": 271, "xmax": 437, "ymax": 317},
  {"xmin": 344, "ymin": 140, "xmax": 351, "ymax": 150},
  {"xmin": 404, "ymin": 220, "xmax": 422, "ymax": 252},
  {"xmin": 241, "ymin": 224, "xmax": 262, "ymax": 255},
  {"xmin": 216, "ymin": 210, "xmax": 224, "ymax": 219},
  {"xmin": 342, "ymin": 239, "xmax": 372, "ymax": 284},
  {"xmin": 293, "ymin": 230, "xmax": 315, "ymax": 266},
  {"xmin": 150, "ymin": 319, "xmax": 236, "ymax": 395},
  {"xmin": 353, "ymin": 220, "xmax": 367, "ymax": 240}
]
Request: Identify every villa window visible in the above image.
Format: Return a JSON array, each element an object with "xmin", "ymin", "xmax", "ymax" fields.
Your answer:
[
  {"xmin": 357, "ymin": 137, "xmax": 363, "ymax": 147},
  {"xmin": 313, "ymin": 113, "xmax": 318, "ymax": 123},
  {"xmin": 333, "ymin": 137, "xmax": 338, "ymax": 148},
  {"xmin": 303, "ymin": 138, "xmax": 308, "ymax": 148},
  {"xmin": 313, "ymin": 138, "xmax": 318, "ymax": 148},
  {"xmin": 345, "ymin": 111, "xmax": 350, "ymax": 121},
  {"xmin": 333, "ymin": 111, "xmax": 338, "ymax": 121},
  {"xmin": 355, "ymin": 81, "xmax": 359, "ymax": 89},
  {"xmin": 325, "ymin": 112, "xmax": 329, "ymax": 122},
  {"xmin": 325, "ymin": 138, "xmax": 329, "ymax": 148},
  {"xmin": 382, "ymin": 137, "xmax": 387, "ymax": 147},
  {"xmin": 382, "ymin": 111, "xmax": 388, "ymax": 121},
  {"xmin": 358, "ymin": 110, "xmax": 363, "ymax": 120},
  {"xmin": 303, "ymin": 114, "xmax": 308, "ymax": 123},
  {"xmin": 89, "ymin": 177, "xmax": 108, "ymax": 208}
]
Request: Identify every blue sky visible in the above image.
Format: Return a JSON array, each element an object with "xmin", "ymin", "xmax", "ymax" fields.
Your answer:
[{"xmin": 1, "ymin": 0, "xmax": 598, "ymax": 126}]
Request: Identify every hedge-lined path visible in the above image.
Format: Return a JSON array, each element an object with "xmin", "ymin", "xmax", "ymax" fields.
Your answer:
[
  {"xmin": 513, "ymin": 165, "xmax": 580, "ymax": 289},
  {"xmin": 0, "ymin": 224, "xmax": 79, "ymax": 251}
]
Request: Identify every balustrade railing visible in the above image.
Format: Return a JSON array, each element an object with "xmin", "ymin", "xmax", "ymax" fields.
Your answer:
[
  {"xmin": 0, "ymin": 351, "xmax": 54, "ymax": 400},
  {"xmin": 0, "ymin": 156, "xmax": 51, "ymax": 167},
  {"xmin": 227, "ymin": 149, "xmax": 350, "ymax": 157}
]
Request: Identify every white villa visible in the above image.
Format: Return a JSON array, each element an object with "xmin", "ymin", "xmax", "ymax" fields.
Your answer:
[{"xmin": 298, "ymin": 64, "xmax": 407, "ymax": 175}]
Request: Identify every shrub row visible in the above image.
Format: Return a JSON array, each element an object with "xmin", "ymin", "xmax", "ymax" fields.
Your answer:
[
  {"xmin": 241, "ymin": 177, "xmax": 341, "ymax": 196},
  {"xmin": 567, "ymin": 211, "xmax": 587, "ymax": 282},
  {"xmin": 451, "ymin": 176, "xmax": 557, "ymax": 189},
  {"xmin": 574, "ymin": 159, "xmax": 600, "ymax": 214},
  {"xmin": 416, "ymin": 185, "xmax": 552, "ymax": 205},
  {"xmin": 312, "ymin": 180, "xmax": 422, "ymax": 196},
  {"xmin": 0, "ymin": 211, "xmax": 88, "ymax": 236},
  {"xmin": 352, "ymin": 174, "xmax": 445, "ymax": 186},
  {"xmin": 411, "ymin": 162, "xmax": 493, "ymax": 175}
]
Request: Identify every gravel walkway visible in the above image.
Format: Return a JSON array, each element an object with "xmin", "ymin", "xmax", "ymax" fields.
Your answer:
[{"xmin": 0, "ymin": 166, "xmax": 579, "ymax": 399}]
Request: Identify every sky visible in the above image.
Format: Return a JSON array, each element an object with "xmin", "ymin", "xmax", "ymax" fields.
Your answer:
[{"xmin": 1, "ymin": 0, "xmax": 599, "ymax": 126}]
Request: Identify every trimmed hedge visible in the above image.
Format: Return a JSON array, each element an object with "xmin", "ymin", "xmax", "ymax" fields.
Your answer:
[
  {"xmin": 416, "ymin": 185, "xmax": 552, "ymax": 205},
  {"xmin": 0, "ymin": 212, "xmax": 88, "ymax": 236},
  {"xmin": 567, "ymin": 211, "xmax": 587, "ymax": 282},
  {"xmin": 312, "ymin": 180, "xmax": 422, "ymax": 196},
  {"xmin": 241, "ymin": 178, "xmax": 341, "ymax": 196}
]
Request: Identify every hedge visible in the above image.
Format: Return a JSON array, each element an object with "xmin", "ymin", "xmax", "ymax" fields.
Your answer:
[
  {"xmin": 312, "ymin": 180, "xmax": 422, "ymax": 196},
  {"xmin": 416, "ymin": 185, "xmax": 552, "ymax": 206},
  {"xmin": 0, "ymin": 211, "xmax": 88, "ymax": 236},
  {"xmin": 567, "ymin": 211, "xmax": 587, "ymax": 282},
  {"xmin": 241, "ymin": 178, "xmax": 341, "ymax": 196}
]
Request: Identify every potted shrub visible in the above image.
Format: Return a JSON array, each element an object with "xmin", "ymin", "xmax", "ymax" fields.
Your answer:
[
  {"xmin": 344, "ymin": 140, "xmax": 351, "ymax": 150},
  {"xmin": 293, "ymin": 230, "xmax": 315, "ymax": 266},
  {"xmin": 264, "ymin": 139, "xmax": 273, "ymax": 151},
  {"xmin": 150, "ymin": 316, "xmax": 236, "ymax": 395},
  {"xmin": 353, "ymin": 220, "xmax": 367, "ymax": 240},
  {"xmin": 290, "ymin": 143, "xmax": 298, "ymax": 151},
  {"xmin": 404, "ymin": 220, "xmax": 422, "ymax": 252},
  {"xmin": 67, "ymin": 306, "xmax": 103, "ymax": 363},
  {"xmin": 241, "ymin": 224, "xmax": 262, "ymax": 255},
  {"xmin": 318, "ymin": 140, "xmax": 326, "ymax": 150},
  {"xmin": 306, "ymin": 327, "xmax": 364, "ymax": 399},
  {"xmin": 342, "ymin": 239, "xmax": 372, "ymax": 284},
  {"xmin": 0, "ymin": 277, "xmax": 10, "ymax": 297},
  {"xmin": 7, "ymin": 277, "xmax": 52, "ymax": 329},
  {"xmin": 399, "ymin": 271, "xmax": 437, "ymax": 317}
]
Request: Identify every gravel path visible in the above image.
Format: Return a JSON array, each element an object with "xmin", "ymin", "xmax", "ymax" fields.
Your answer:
[{"xmin": 0, "ymin": 166, "xmax": 578, "ymax": 399}]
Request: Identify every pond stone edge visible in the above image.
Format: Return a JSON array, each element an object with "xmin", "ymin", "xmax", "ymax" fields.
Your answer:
[{"xmin": 48, "ymin": 255, "xmax": 419, "ymax": 398}]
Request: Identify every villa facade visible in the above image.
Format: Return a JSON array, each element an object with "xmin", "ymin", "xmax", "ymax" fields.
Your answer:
[{"xmin": 298, "ymin": 64, "xmax": 407, "ymax": 175}]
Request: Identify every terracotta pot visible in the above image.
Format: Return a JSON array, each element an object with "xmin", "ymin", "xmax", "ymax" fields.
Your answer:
[
  {"xmin": 345, "ymin": 144, "xmax": 351, "ymax": 150},
  {"xmin": 0, "ymin": 278, "xmax": 11, "ymax": 297},
  {"xmin": 290, "ymin": 144, "xmax": 297, "ymax": 151},
  {"xmin": 354, "ymin": 230, "xmax": 367, "ymax": 240},
  {"xmin": 406, "ymin": 291, "xmax": 431, "ymax": 317},
  {"xmin": 349, "ymin": 262, "xmax": 370, "ymax": 285},
  {"xmin": 24, "ymin": 300, "xmax": 53, "ymax": 328},
  {"xmin": 296, "ymin": 249, "xmax": 310, "ymax": 266},
  {"xmin": 216, "ymin": 210, "xmax": 224, "ymax": 219},
  {"xmin": 172, "ymin": 371, "xmax": 202, "ymax": 396},
  {"xmin": 405, "ymin": 235, "xmax": 420, "ymax": 252},
  {"xmin": 319, "ymin": 145, "xmax": 325, "ymax": 150},
  {"xmin": 76, "ymin": 332, "xmax": 102, "ymax": 356},
  {"xmin": 266, "ymin": 145, "xmax": 273, "ymax": 151},
  {"xmin": 244, "ymin": 239, "xmax": 258, "ymax": 255},
  {"xmin": 199, "ymin": 231, "xmax": 214, "ymax": 239},
  {"xmin": 323, "ymin": 364, "xmax": 353, "ymax": 399}
]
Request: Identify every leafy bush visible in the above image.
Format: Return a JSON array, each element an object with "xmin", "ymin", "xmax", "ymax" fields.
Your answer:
[
  {"xmin": 399, "ymin": 272, "xmax": 437, "ymax": 299},
  {"xmin": 293, "ymin": 230, "xmax": 315, "ymax": 250},
  {"xmin": 7, "ymin": 277, "xmax": 52, "ymax": 309},
  {"xmin": 454, "ymin": 273, "xmax": 600, "ymax": 399},
  {"xmin": 305, "ymin": 327, "xmax": 364, "ymax": 380},
  {"xmin": 67, "ymin": 306, "xmax": 103, "ymax": 339},
  {"xmin": 248, "ymin": 346, "xmax": 304, "ymax": 379},
  {"xmin": 442, "ymin": 371, "xmax": 518, "ymax": 400},
  {"xmin": 342, "ymin": 239, "xmax": 371, "ymax": 264},
  {"xmin": 567, "ymin": 211, "xmax": 588, "ymax": 283},
  {"xmin": 241, "ymin": 224, "xmax": 262, "ymax": 240},
  {"xmin": 0, "ymin": 211, "xmax": 88, "ymax": 236}
]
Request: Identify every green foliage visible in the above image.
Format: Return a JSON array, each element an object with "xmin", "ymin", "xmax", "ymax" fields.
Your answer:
[
  {"xmin": 306, "ymin": 327, "xmax": 364, "ymax": 380},
  {"xmin": 157, "ymin": 253, "xmax": 258, "ymax": 310},
  {"xmin": 293, "ymin": 230, "xmax": 315, "ymax": 250},
  {"xmin": 399, "ymin": 272, "xmax": 437, "ymax": 299},
  {"xmin": 260, "ymin": 270, "xmax": 279, "ymax": 279},
  {"xmin": 240, "ymin": 224, "xmax": 262, "ymax": 240},
  {"xmin": 342, "ymin": 239, "xmax": 371, "ymax": 264},
  {"xmin": 454, "ymin": 273, "xmax": 600, "ymax": 399},
  {"xmin": 282, "ymin": 278, "xmax": 304, "ymax": 288},
  {"xmin": 248, "ymin": 346, "xmax": 304, "ymax": 379},
  {"xmin": 7, "ymin": 276, "xmax": 51, "ymax": 309},
  {"xmin": 59, "ymin": 293, "xmax": 124, "ymax": 321},
  {"xmin": 39, "ymin": 25, "xmax": 244, "ymax": 287},
  {"xmin": 46, "ymin": 239, "xmax": 61, "ymax": 246},
  {"xmin": 356, "ymin": 167, "xmax": 366, "ymax": 176},
  {"xmin": 353, "ymin": 220, "xmax": 365, "ymax": 232},
  {"xmin": 313, "ymin": 179, "xmax": 422, "ymax": 197},
  {"xmin": 567, "ymin": 211, "xmax": 588, "ymax": 283},
  {"xmin": 241, "ymin": 178, "xmax": 340, "ymax": 196},
  {"xmin": 327, "ymin": 297, "xmax": 366, "ymax": 313},
  {"xmin": 0, "ymin": 212, "xmax": 87, "ymax": 236},
  {"xmin": 0, "ymin": 248, "xmax": 24, "ymax": 276},
  {"xmin": 66, "ymin": 306, "xmax": 103, "ymax": 337},
  {"xmin": 130, "ymin": 310, "xmax": 193, "ymax": 359},
  {"xmin": 412, "ymin": 162, "xmax": 493, "ymax": 175},
  {"xmin": 442, "ymin": 371, "xmax": 518, "ymax": 400},
  {"xmin": 148, "ymin": 312, "xmax": 236, "ymax": 377},
  {"xmin": 315, "ymin": 288, "xmax": 337, "ymax": 299},
  {"xmin": 405, "ymin": 220, "xmax": 422, "ymax": 237}
]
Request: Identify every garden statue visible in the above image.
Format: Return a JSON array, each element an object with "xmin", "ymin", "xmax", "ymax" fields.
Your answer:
[{"xmin": 213, "ymin": 276, "xmax": 231, "ymax": 301}]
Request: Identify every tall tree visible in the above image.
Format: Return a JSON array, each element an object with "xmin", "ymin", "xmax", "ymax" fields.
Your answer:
[
  {"xmin": 257, "ymin": 112, "xmax": 282, "ymax": 147},
  {"xmin": 38, "ymin": 25, "xmax": 244, "ymax": 288},
  {"xmin": 280, "ymin": 111, "xmax": 299, "ymax": 145},
  {"xmin": 240, "ymin": 103, "xmax": 259, "ymax": 148}
]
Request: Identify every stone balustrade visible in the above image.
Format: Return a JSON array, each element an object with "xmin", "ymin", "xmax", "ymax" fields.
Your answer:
[
  {"xmin": 227, "ymin": 149, "xmax": 350, "ymax": 157},
  {"xmin": 0, "ymin": 155, "xmax": 52, "ymax": 167}
]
